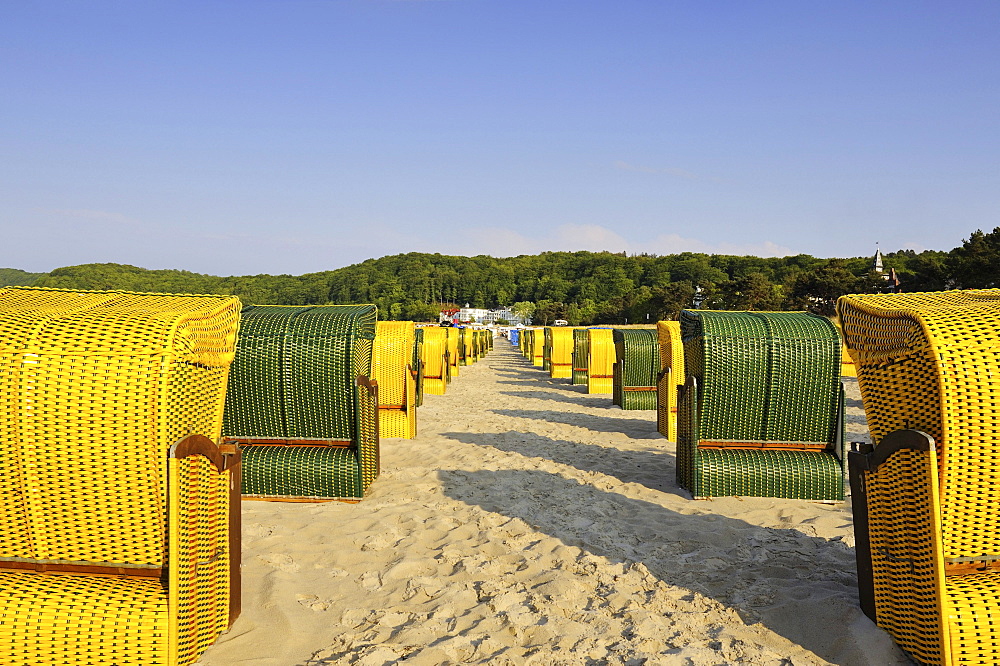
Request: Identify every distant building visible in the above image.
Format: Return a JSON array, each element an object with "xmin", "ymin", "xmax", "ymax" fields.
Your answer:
[
  {"xmin": 440, "ymin": 307, "xmax": 528, "ymax": 326},
  {"xmin": 872, "ymin": 243, "xmax": 901, "ymax": 292},
  {"xmin": 873, "ymin": 245, "xmax": 885, "ymax": 274}
]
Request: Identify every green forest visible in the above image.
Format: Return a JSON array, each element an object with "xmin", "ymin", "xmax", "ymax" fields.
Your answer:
[{"xmin": 4, "ymin": 227, "xmax": 1000, "ymax": 325}]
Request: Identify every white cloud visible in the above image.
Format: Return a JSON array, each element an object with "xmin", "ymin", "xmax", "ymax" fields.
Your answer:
[
  {"xmin": 644, "ymin": 233, "xmax": 794, "ymax": 258},
  {"xmin": 444, "ymin": 224, "xmax": 794, "ymax": 258}
]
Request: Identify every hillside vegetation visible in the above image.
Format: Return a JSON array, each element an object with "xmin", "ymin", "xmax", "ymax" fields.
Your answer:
[{"xmin": 5, "ymin": 227, "xmax": 999, "ymax": 324}]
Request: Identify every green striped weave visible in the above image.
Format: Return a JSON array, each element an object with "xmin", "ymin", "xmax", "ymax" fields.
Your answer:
[
  {"xmin": 677, "ymin": 310, "xmax": 843, "ymax": 500},
  {"xmin": 612, "ymin": 329, "xmax": 659, "ymax": 410},
  {"xmin": 223, "ymin": 304, "xmax": 378, "ymax": 500}
]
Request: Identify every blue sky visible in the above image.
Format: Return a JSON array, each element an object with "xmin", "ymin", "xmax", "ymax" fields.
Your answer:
[{"xmin": 3, "ymin": 1, "xmax": 999, "ymax": 275}]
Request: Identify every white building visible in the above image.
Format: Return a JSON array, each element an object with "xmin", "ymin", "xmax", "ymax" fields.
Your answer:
[{"xmin": 441, "ymin": 306, "xmax": 528, "ymax": 326}]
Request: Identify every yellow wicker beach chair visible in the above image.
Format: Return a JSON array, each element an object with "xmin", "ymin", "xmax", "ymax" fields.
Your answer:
[
  {"xmin": 839, "ymin": 289, "xmax": 1000, "ymax": 666},
  {"xmin": 0, "ymin": 286, "xmax": 241, "ymax": 666},
  {"xmin": 656, "ymin": 321, "xmax": 685, "ymax": 441},
  {"xmin": 587, "ymin": 328, "xmax": 615, "ymax": 394},
  {"xmin": 548, "ymin": 327, "xmax": 576, "ymax": 379},
  {"xmin": 420, "ymin": 326, "xmax": 448, "ymax": 395},
  {"xmin": 373, "ymin": 321, "xmax": 417, "ymax": 439}
]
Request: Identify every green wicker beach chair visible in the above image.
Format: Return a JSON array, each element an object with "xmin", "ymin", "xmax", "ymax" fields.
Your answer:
[
  {"xmin": 542, "ymin": 327, "xmax": 553, "ymax": 372},
  {"xmin": 677, "ymin": 310, "xmax": 844, "ymax": 500},
  {"xmin": 446, "ymin": 326, "xmax": 459, "ymax": 379},
  {"xmin": 572, "ymin": 328, "xmax": 590, "ymax": 385},
  {"xmin": 458, "ymin": 328, "xmax": 468, "ymax": 366},
  {"xmin": 413, "ymin": 328, "xmax": 425, "ymax": 407},
  {"xmin": 222, "ymin": 304, "xmax": 379, "ymax": 502},
  {"xmin": 612, "ymin": 329, "xmax": 659, "ymax": 410}
]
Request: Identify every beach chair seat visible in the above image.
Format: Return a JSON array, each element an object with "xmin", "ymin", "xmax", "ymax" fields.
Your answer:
[
  {"xmin": 0, "ymin": 287, "xmax": 241, "ymax": 665},
  {"xmin": 839, "ymin": 289, "xmax": 1000, "ymax": 665},
  {"xmin": 677, "ymin": 310, "xmax": 844, "ymax": 500},
  {"xmin": 239, "ymin": 443, "xmax": 368, "ymax": 499},
  {"xmin": 656, "ymin": 321, "xmax": 685, "ymax": 441},
  {"xmin": 612, "ymin": 329, "xmax": 658, "ymax": 410},
  {"xmin": 223, "ymin": 304, "xmax": 379, "ymax": 501},
  {"xmin": 373, "ymin": 321, "xmax": 417, "ymax": 439}
]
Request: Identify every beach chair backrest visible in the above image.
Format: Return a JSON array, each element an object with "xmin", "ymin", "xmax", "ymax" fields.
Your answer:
[
  {"xmin": 838, "ymin": 289, "xmax": 1000, "ymax": 561},
  {"xmin": 680, "ymin": 310, "xmax": 841, "ymax": 447},
  {"xmin": 549, "ymin": 327, "xmax": 575, "ymax": 371},
  {"xmin": 0, "ymin": 286, "xmax": 239, "ymax": 569},
  {"xmin": 223, "ymin": 304, "xmax": 377, "ymax": 441},
  {"xmin": 373, "ymin": 321, "xmax": 416, "ymax": 407},
  {"xmin": 587, "ymin": 328, "xmax": 615, "ymax": 377},
  {"xmin": 657, "ymin": 320, "xmax": 684, "ymax": 379},
  {"xmin": 421, "ymin": 327, "xmax": 447, "ymax": 378},
  {"xmin": 613, "ymin": 328, "xmax": 659, "ymax": 389}
]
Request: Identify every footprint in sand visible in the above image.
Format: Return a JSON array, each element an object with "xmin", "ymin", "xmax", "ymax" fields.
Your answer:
[
  {"xmin": 244, "ymin": 523, "xmax": 274, "ymax": 539},
  {"xmin": 296, "ymin": 594, "xmax": 333, "ymax": 612},
  {"xmin": 257, "ymin": 553, "xmax": 300, "ymax": 573}
]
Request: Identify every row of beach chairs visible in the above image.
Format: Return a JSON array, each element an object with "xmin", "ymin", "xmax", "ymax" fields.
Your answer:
[
  {"xmin": 0, "ymin": 285, "xmax": 489, "ymax": 665},
  {"xmin": 517, "ymin": 289, "xmax": 1000, "ymax": 665}
]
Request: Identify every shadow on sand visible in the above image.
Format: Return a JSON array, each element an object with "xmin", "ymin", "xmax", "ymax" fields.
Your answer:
[
  {"xmin": 440, "ymin": 467, "xmax": 897, "ymax": 666},
  {"xmin": 490, "ymin": 406, "xmax": 661, "ymax": 439},
  {"xmin": 441, "ymin": 430, "xmax": 678, "ymax": 494}
]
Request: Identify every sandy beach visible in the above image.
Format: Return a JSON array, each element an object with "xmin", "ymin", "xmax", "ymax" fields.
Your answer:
[{"xmin": 198, "ymin": 337, "xmax": 909, "ymax": 666}]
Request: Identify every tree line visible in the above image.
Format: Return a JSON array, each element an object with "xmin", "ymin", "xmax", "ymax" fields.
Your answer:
[{"xmin": 3, "ymin": 227, "xmax": 999, "ymax": 324}]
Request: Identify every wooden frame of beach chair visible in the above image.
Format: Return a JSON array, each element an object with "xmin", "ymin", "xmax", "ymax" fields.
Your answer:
[
  {"xmin": 839, "ymin": 289, "xmax": 1000, "ymax": 665},
  {"xmin": 373, "ymin": 321, "xmax": 418, "ymax": 439},
  {"xmin": 612, "ymin": 329, "xmax": 659, "ymax": 410},
  {"xmin": 420, "ymin": 327, "xmax": 448, "ymax": 395},
  {"xmin": 656, "ymin": 321, "xmax": 685, "ymax": 441},
  {"xmin": 676, "ymin": 310, "xmax": 844, "ymax": 500},
  {"xmin": 587, "ymin": 328, "xmax": 615, "ymax": 394},
  {"xmin": 222, "ymin": 304, "xmax": 380, "ymax": 501},
  {"xmin": 0, "ymin": 286, "xmax": 242, "ymax": 665},
  {"xmin": 548, "ymin": 327, "xmax": 575, "ymax": 379}
]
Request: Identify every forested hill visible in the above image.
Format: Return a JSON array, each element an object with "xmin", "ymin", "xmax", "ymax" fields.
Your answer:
[
  {"xmin": 2, "ymin": 226, "xmax": 998, "ymax": 324},
  {"xmin": 0, "ymin": 268, "xmax": 45, "ymax": 287}
]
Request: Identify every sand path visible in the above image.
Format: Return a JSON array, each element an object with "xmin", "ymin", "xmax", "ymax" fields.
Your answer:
[{"xmin": 198, "ymin": 338, "xmax": 909, "ymax": 665}]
